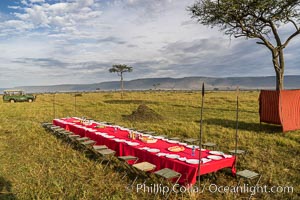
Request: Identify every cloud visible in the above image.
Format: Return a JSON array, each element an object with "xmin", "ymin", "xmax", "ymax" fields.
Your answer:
[
  {"xmin": 7, "ymin": 0, "xmax": 102, "ymax": 35},
  {"xmin": 29, "ymin": 0, "xmax": 45, "ymax": 3},
  {"xmin": 0, "ymin": 0, "xmax": 299, "ymax": 87},
  {"xmin": 97, "ymin": 36, "xmax": 126, "ymax": 44},
  {"xmin": 12, "ymin": 58, "xmax": 68, "ymax": 68}
]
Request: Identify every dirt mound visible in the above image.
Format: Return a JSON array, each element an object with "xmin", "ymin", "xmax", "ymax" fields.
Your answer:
[{"xmin": 123, "ymin": 104, "xmax": 164, "ymax": 122}]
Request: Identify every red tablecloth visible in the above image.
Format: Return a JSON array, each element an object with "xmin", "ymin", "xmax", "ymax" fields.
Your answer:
[{"xmin": 53, "ymin": 118, "xmax": 236, "ymax": 185}]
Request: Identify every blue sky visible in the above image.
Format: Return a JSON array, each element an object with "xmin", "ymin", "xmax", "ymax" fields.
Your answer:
[{"xmin": 0, "ymin": 0, "xmax": 299, "ymax": 87}]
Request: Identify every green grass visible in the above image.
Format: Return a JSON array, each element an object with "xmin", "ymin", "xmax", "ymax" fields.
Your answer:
[{"xmin": 0, "ymin": 91, "xmax": 299, "ymax": 199}]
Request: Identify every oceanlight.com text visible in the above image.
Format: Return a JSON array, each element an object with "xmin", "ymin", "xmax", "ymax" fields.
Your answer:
[{"xmin": 135, "ymin": 183, "xmax": 294, "ymax": 195}]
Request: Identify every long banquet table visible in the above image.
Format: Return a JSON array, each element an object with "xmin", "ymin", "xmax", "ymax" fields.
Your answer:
[{"xmin": 53, "ymin": 117, "xmax": 236, "ymax": 185}]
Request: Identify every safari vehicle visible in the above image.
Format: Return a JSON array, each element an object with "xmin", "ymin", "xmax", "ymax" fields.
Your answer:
[{"xmin": 3, "ymin": 90, "xmax": 36, "ymax": 103}]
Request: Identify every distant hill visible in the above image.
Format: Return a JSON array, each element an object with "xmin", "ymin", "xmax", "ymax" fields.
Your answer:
[{"xmin": 4, "ymin": 75, "xmax": 300, "ymax": 93}]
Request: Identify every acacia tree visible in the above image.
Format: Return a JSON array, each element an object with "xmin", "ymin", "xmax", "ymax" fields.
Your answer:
[
  {"xmin": 109, "ymin": 64, "xmax": 133, "ymax": 98},
  {"xmin": 189, "ymin": 0, "xmax": 300, "ymax": 90},
  {"xmin": 153, "ymin": 83, "xmax": 161, "ymax": 90}
]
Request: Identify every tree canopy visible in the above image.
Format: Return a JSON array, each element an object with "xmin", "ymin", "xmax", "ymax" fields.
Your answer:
[
  {"xmin": 109, "ymin": 64, "xmax": 133, "ymax": 75},
  {"xmin": 189, "ymin": 0, "xmax": 300, "ymax": 90},
  {"xmin": 109, "ymin": 64, "xmax": 133, "ymax": 98}
]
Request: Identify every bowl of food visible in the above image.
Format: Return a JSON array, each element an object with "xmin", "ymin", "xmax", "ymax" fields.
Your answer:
[
  {"xmin": 168, "ymin": 146, "xmax": 185, "ymax": 152},
  {"xmin": 140, "ymin": 136, "xmax": 158, "ymax": 144}
]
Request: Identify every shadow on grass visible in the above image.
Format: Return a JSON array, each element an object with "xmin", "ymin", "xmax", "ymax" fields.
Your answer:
[
  {"xmin": 103, "ymin": 100, "xmax": 158, "ymax": 105},
  {"xmin": 199, "ymin": 118, "xmax": 282, "ymax": 133},
  {"xmin": 172, "ymin": 104, "xmax": 257, "ymax": 114},
  {"xmin": 0, "ymin": 177, "xmax": 16, "ymax": 200}
]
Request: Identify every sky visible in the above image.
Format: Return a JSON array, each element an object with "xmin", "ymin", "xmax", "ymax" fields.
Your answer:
[{"xmin": 0, "ymin": 0, "xmax": 299, "ymax": 87}]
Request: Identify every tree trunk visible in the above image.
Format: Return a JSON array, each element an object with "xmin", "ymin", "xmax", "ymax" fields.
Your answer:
[
  {"xmin": 272, "ymin": 49, "xmax": 285, "ymax": 90},
  {"xmin": 275, "ymin": 69, "xmax": 284, "ymax": 90},
  {"xmin": 120, "ymin": 73, "xmax": 124, "ymax": 99}
]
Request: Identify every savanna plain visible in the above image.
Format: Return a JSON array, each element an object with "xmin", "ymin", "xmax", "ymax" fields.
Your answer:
[{"xmin": 0, "ymin": 91, "xmax": 299, "ymax": 200}]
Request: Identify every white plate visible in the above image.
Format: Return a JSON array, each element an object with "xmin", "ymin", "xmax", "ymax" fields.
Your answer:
[
  {"xmin": 166, "ymin": 154, "xmax": 180, "ymax": 159},
  {"xmin": 167, "ymin": 140, "xmax": 179, "ymax": 144},
  {"xmin": 186, "ymin": 159, "xmax": 200, "ymax": 164},
  {"xmin": 223, "ymin": 154, "xmax": 233, "ymax": 158},
  {"xmin": 156, "ymin": 152, "xmax": 168, "ymax": 157},
  {"xmin": 178, "ymin": 142, "xmax": 187, "ymax": 146},
  {"xmin": 147, "ymin": 148, "xmax": 160, "ymax": 153},
  {"xmin": 209, "ymin": 151, "xmax": 224, "ymax": 155},
  {"xmin": 162, "ymin": 138, "xmax": 169, "ymax": 141},
  {"xmin": 127, "ymin": 142, "xmax": 139, "ymax": 146},
  {"xmin": 139, "ymin": 147, "xmax": 150, "ymax": 150},
  {"xmin": 96, "ymin": 132, "xmax": 107, "ymax": 136},
  {"xmin": 207, "ymin": 155, "xmax": 222, "ymax": 160},
  {"xmin": 186, "ymin": 145, "xmax": 199, "ymax": 149},
  {"xmin": 177, "ymin": 157, "xmax": 187, "ymax": 161},
  {"xmin": 201, "ymin": 158, "xmax": 212, "ymax": 164},
  {"xmin": 153, "ymin": 136, "xmax": 164, "ymax": 139},
  {"xmin": 103, "ymin": 135, "xmax": 115, "ymax": 139},
  {"xmin": 114, "ymin": 138, "xmax": 126, "ymax": 142}
]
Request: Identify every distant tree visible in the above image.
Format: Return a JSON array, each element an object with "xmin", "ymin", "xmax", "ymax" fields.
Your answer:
[
  {"xmin": 109, "ymin": 64, "xmax": 133, "ymax": 98},
  {"xmin": 188, "ymin": 0, "xmax": 300, "ymax": 90},
  {"xmin": 153, "ymin": 83, "xmax": 161, "ymax": 90}
]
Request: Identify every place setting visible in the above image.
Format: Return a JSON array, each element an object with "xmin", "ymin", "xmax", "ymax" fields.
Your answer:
[
  {"xmin": 125, "ymin": 141, "xmax": 140, "ymax": 146},
  {"xmin": 209, "ymin": 151, "xmax": 233, "ymax": 159}
]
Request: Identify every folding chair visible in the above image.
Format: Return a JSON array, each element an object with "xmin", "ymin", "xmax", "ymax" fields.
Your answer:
[
  {"xmin": 236, "ymin": 169, "xmax": 262, "ymax": 200},
  {"xmin": 72, "ymin": 137, "xmax": 89, "ymax": 148},
  {"xmin": 44, "ymin": 124, "xmax": 57, "ymax": 130},
  {"xmin": 60, "ymin": 130, "xmax": 73, "ymax": 138},
  {"xmin": 154, "ymin": 168, "xmax": 182, "ymax": 199},
  {"xmin": 49, "ymin": 126, "xmax": 63, "ymax": 133},
  {"xmin": 41, "ymin": 122, "xmax": 52, "ymax": 129},
  {"xmin": 228, "ymin": 149, "xmax": 246, "ymax": 161},
  {"xmin": 93, "ymin": 145, "xmax": 108, "ymax": 151},
  {"xmin": 143, "ymin": 131, "xmax": 156, "ymax": 136},
  {"xmin": 74, "ymin": 137, "xmax": 89, "ymax": 142},
  {"xmin": 169, "ymin": 137, "xmax": 181, "ymax": 141},
  {"xmin": 202, "ymin": 142, "xmax": 217, "ymax": 150},
  {"xmin": 67, "ymin": 134, "xmax": 81, "ymax": 143},
  {"xmin": 228, "ymin": 149, "xmax": 246, "ymax": 155},
  {"xmin": 154, "ymin": 134, "xmax": 168, "ymax": 138},
  {"xmin": 55, "ymin": 129, "xmax": 69, "ymax": 138},
  {"xmin": 53, "ymin": 128, "xmax": 65, "ymax": 135},
  {"xmin": 117, "ymin": 155, "xmax": 139, "ymax": 179},
  {"xmin": 97, "ymin": 148, "xmax": 116, "ymax": 170},
  {"xmin": 130, "ymin": 162, "xmax": 156, "ymax": 187},
  {"xmin": 80, "ymin": 140, "xmax": 96, "ymax": 150},
  {"xmin": 43, "ymin": 124, "xmax": 54, "ymax": 132},
  {"xmin": 183, "ymin": 138, "xmax": 199, "ymax": 145},
  {"xmin": 137, "ymin": 130, "xmax": 146, "ymax": 133}
]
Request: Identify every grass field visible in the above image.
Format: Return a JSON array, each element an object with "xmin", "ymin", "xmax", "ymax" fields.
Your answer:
[{"xmin": 0, "ymin": 91, "xmax": 299, "ymax": 200}]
